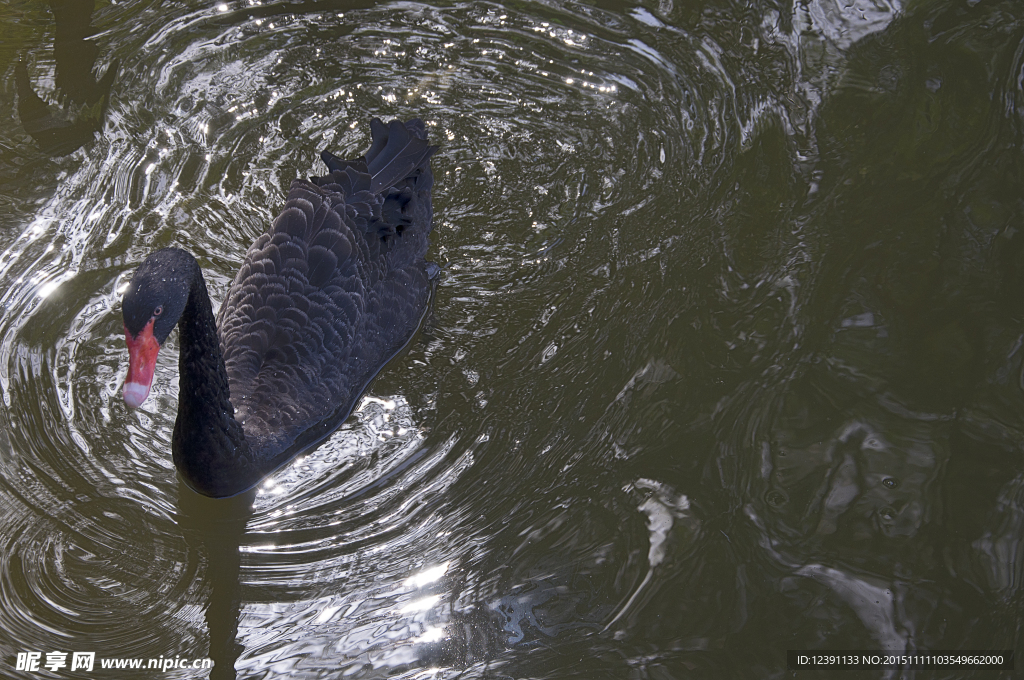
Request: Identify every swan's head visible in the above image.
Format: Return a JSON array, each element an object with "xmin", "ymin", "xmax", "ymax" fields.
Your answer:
[{"xmin": 121, "ymin": 248, "xmax": 193, "ymax": 408}]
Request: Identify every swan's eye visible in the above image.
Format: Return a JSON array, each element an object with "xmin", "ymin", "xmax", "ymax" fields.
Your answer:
[{"xmin": 154, "ymin": 305, "xmax": 163, "ymax": 317}]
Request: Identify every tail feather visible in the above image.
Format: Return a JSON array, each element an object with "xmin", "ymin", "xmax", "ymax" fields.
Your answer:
[
  {"xmin": 366, "ymin": 119, "xmax": 437, "ymax": 193},
  {"xmin": 367, "ymin": 119, "xmax": 410, "ymax": 174},
  {"xmin": 363, "ymin": 117, "xmax": 391, "ymax": 166},
  {"xmin": 320, "ymin": 118, "xmax": 436, "ymax": 194},
  {"xmin": 318, "ymin": 152, "xmax": 372, "ymax": 195}
]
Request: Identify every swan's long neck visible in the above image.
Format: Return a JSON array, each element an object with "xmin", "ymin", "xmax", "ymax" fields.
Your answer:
[{"xmin": 171, "ymin": 263, "xmax": 253, "ymax": 497}]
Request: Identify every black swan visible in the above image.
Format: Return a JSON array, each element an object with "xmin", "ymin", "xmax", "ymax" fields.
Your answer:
[{"xmin": 121, "ymin": 118, "xmax": 437, "ymax": 498}]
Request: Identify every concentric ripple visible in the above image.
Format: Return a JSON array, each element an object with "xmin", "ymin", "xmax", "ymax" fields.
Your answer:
[
  {"xmin": 3, "ymin": 0, "xmax": 1024, "ymax": 677},
  {"xmin": 1, "ymin": 0, "xmax": 721, "ymax": 674}
]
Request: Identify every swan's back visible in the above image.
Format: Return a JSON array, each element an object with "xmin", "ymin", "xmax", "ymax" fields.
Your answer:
[{"xmin": 215, "ymin": 119, "xmax": 437, "ymax": 466}]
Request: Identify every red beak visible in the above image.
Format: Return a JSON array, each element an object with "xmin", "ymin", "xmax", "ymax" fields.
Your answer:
[{"xmin": 124, "ymin": 319, "xmax": 160, "ymax": 408}]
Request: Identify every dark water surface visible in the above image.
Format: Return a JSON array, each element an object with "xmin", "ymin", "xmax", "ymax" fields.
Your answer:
[{"xmin": 2, "ymin": 0, "xmax": 1024, "ymax": 677}]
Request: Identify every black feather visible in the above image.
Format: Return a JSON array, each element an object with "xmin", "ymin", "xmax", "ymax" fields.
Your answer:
[{"xmin": 122, "ymin": 118, "xmax": 436, "ymax": 497}]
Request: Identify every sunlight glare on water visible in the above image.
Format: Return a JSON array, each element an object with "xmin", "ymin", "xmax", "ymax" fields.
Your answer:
[{"xmin": 1, "ymin": 0, "xmax": 1024, "ymax": 677}]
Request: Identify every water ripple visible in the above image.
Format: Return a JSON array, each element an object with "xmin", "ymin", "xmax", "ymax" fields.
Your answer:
[{"xmin": 3, "ymin": 0, "xmax": 1022, "ymax": 676}]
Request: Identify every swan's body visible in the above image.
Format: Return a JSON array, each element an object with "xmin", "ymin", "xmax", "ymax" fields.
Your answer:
[{"xmin": 122, "ymin": 118, "xmax": 436, "ymax": 497}]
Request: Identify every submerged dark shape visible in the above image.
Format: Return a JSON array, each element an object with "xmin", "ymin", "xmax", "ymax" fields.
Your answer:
[
  {"xmin": 121, "ymin": 118, "xmax": 437, "ymax": 497},
  {"xmin": 16, "ymin": 0, "xmax": 118, "ymax": 156}
]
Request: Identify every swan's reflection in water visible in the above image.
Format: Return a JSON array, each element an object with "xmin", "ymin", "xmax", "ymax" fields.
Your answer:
[
  {"xmin": 175, "ymin": 488, "xmax": 252, "ymax": 680},
  {"xmin": 174, "ymin": 396, "xmax": 474, "ymax": 678},
  {"xmin": 15, "ymin": 0, "xmax": 117, "ymax": 156},
  {"xmin": 2, "ymin": 0, "xmax": 1024, "ymax": 675}
]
